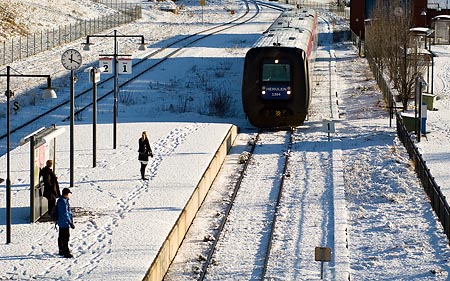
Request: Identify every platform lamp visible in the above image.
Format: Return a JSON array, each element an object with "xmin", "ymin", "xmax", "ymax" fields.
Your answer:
[
  {"xmin": 1, "ymin": 66, "xmax": 57, "ymax": 244},
  {"xmin": 82, "ymin": 30, "xmax": 146, "ymax": 149},
  {"xmin": 84, "ymin": 66, "xmax": 105, "ymax": 168}
]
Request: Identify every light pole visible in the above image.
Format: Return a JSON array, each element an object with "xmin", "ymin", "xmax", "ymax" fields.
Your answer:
[
  {"xmin": 83, "ymin": 30, "xmax": 146, "ymax": 149},
  {"xmin": 85, "ymin": 66, "xmax": 105, "ymax": 167},
  {"xmin": 1, "ymin": 66, "xmax": 57, "ymax": 244}
]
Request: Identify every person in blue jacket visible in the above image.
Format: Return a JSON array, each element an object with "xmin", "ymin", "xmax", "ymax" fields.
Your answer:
[{"xmin": 57, "ymin": 188, "xmax": 75, "ymax": 258}]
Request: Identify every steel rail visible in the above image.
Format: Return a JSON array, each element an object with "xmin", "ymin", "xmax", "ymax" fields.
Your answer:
[
  {"xmin": 198, "ymin": 128, "xmax": 294, "ymax": 280},
  {"xmin": 198, "ymin": 131, "xmax": 260, "ymax": 280},
  {"xmin": 260, "ymin": 129, "xmax": 294, "ymax": 280}
]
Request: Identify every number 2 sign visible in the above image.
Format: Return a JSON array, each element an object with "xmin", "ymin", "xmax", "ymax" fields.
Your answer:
[
  {"xmin": 99, "ymin": 57, "xmax": 113, "ymax": 74},
  {"xmin": 98, "ymin": 57, "xmax": 132, "ymax": 75}
]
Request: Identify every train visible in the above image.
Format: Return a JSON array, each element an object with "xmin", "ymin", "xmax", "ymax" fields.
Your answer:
[{"xmin": 241, "ymin": 8, "xmax": 318, "ymax": 128}]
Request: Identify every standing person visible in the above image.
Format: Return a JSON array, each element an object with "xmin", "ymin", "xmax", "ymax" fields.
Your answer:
[
  {"xmin": 39, "ymin": 159, "xmax": 61, "ymax": 215},
  {"xmin": 138, "ymin": 131, "xmax": 153, "ymax": 180},
  {"xmin": 57, "ymin": 188, "xmax": 75, "ymax": 258}
]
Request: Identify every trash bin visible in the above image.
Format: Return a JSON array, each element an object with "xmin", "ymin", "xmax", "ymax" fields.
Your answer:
[
  {"xmin": 421, "ymin": 102, "xmax": 427, "ymax": 134},
  {"xmin": 401, "ymin": 113, "xmax": 416, "ymax": 132},
  {"xmin": 421, "ymin": 117, "xmax": 427, "ymax": 134},
  {"xmin": 422, "ymin": 94, "xmax": 436, "ymax": 110}
]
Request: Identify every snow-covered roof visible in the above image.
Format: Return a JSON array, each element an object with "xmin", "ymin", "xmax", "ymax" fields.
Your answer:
[
  {"xmin": 253, "ymin": 9, "xmax": 316, "ymax": 49},
  {"xmin": 409, "ymin": 27, "xmax": 434, "ymax": 35},
  {"xmin": 433, "ymin": 15, "xmax": 450, "ymax": 21}
]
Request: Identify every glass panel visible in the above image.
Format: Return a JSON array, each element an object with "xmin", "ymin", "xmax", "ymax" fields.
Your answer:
[{"xmin": 262, "ymin": 64, "xmax": 291, "ymax": 82}]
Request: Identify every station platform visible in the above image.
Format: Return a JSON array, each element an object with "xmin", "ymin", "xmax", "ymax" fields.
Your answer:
[{"xmin": 0, "ymin": 122, "xmax": 238, "ymax": 280}]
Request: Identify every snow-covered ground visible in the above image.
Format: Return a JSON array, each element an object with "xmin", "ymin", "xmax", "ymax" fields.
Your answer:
[
  {"xmin": 1, "ymin": 0, "xmax": 450, "ymax": 280},
  {"xmin": 165, "ymin": 10, "xmax": 450, "ymax": 280},
  {"xmin": 0, "ymin": 0, "xmax": 116, "ymax": 41}
]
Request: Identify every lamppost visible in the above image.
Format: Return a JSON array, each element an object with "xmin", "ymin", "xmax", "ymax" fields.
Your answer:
[
  {"xmin": 421, "ymin": 3, "xmax": 441, "ymax": 26},
  {"xmin": 1, "ymin": 66, "xmax": 57, "ymax": 244},
  {"xmin": 84, "ymin": 66, "xmax": 105, "ymax": 167},
  {"xmin": 83, "ymin": 30, "xmax": 146, "ymax": 149}
]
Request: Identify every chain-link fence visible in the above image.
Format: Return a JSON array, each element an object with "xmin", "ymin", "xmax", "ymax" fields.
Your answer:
[
  {"xmin": 293, "ymin": 1, "xmax": 350, "ymax": 19},
  {"xmin": 0, "ymin": 1, "xmax": 142, "ymax": 66}
]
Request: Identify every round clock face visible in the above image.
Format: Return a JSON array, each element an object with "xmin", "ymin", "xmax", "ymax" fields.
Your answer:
[{"xmin": 61, "ymin": 49, "xmax": 82, "ymax": 70}]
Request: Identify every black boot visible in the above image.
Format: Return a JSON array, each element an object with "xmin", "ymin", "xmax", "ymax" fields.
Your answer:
[
  {"xmin": 64, "ymin": 251, "xmax": 73, "ymax": 258},
  {"xmin": 140, "ymin": 164, "xmax": 148, "ymax": 180}
]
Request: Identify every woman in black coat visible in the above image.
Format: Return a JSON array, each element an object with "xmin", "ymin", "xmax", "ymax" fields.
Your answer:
[{"xmin": 138, "ymin": 131, "xmax": 153, "ymax": 180}]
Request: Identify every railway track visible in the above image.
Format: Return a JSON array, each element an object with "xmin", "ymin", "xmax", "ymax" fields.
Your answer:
[
  {"xmin": 196, "ymin": 128, "xmax": 337, "ymax": 279},
  {"xmin": 0, "ymin": 0, "xmax": 265, "ymax": 152},
  {"xmin": 164, "ymin": 12, "xmax": 342, "ymax": 280},
  {"xmin": 198, "ymin": 129, "xmax": 293, "ymax": 280}
]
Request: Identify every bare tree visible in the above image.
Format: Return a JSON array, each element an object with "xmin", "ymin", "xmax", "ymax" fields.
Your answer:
[{"xmin": 365, "ymin": 0, "xmax": 427, "ymax": 111}]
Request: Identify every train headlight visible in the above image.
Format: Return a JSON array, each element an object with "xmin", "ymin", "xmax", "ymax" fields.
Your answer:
[
  {"xmin": 287, "ymin": 87, "xmax": 291, "ymax": 95},
  {"xmin": 261, "ymin": 86, "xmax": 266, "ymax": 95}
]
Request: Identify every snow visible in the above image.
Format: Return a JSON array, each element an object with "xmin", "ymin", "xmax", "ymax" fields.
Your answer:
[
  {"xmin": 0, "ymin": 0, "xmax": 116, "ymax": 41},
  {"xmin": 1, "ymin": 0, "xmax": 450, "ymax": 280},
  {"xmin": 429, "ymin": 0, "xmax": 450, "ymax": 10}
]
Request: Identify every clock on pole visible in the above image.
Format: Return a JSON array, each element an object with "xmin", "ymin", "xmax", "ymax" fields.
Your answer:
[
  {"xmin": 61, "ymin": 49, "xmax": 82, "ymax": 70},
  {"xmin": 61, "ymin": 48, "xmax": 82, "ymax": 188}
]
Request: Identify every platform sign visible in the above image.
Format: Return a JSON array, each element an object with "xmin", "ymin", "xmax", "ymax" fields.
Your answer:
[
  {"xmin": 99, "ymin": 57, "xmax": 113, "ymax": 74},
  {"xmin": 118, "ymin": 57, "xmax": 132, "ymax": 74},
  {"xmin": 322, "ymin": 119, "xmax": 335, "ymax": 133},
  {"xmin": 89, "ymin": 68, "xmax": 102, "ymax": 83},
  {"xmin": 322, "ymin": 119, "xmax": 335, "ymax": 141},
  {"xmin": 315, "ymin": 247, "xmax": 331, "ymax": 261},
  {"xmin": 315, "ymin": 246, "xmax": 332, "ymax": 279},
  {"xmin": 200, "ymin": 0, "xmax": 205, "ymax": 5}
]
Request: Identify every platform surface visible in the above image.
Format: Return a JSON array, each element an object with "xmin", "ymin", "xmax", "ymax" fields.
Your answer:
[{"xmin": 0, "ymin": 121, "xmax": 234, "ymax": 280}]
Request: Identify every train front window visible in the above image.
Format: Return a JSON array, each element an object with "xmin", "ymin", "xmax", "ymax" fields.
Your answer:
[{"xmin": 262, "ymin": 63, "xmax": 291, "ymax": 82}]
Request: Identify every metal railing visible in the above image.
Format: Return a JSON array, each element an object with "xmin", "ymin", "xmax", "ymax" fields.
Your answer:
[
  {"xmin": 359, "ymin": 31, "xmax": 450, "ymax": 242},
  {"xmin": 0, "ymin": 1, "xmax": 141, "ymax": 66},
  {"xmin": 396, "ymin": 114, "xmax": 450, "ymax": 241}
]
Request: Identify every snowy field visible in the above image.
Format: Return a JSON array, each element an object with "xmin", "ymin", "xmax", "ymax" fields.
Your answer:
[{"xmin": 1, "ymin": 0, "xmax": 450, "ymax": 280}]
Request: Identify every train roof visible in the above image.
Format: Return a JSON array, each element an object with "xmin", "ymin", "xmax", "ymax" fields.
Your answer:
[{"xmin": 252, "ymin": 8, "xmax": 317, "ymax": 50}]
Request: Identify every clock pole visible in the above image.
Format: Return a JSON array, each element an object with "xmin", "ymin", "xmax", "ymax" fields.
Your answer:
[
  {"xmin": 61, "ymin": 48, "xmax": 82, "ymax": 188},
  {"xmin": 70, "ymin": 69, "xmax": 75, "ymax": 188}
]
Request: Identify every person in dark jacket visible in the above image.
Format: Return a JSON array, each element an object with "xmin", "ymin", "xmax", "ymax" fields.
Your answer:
[
  {"xmin": 57, "ymin": 188, "xmax": 75, "ymax": 258},
  {"xmin": 39, "ymin": 159, "xmax": 61, "ymax": 215},
  {"xmin": 138, "ymin": 131, "xmax": 153, "ymax": 180}
]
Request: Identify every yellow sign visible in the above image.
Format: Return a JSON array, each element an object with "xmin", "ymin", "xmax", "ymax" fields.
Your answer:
[{"xmin": 200, "ymin": 0, "xmax": 205, "ymax": 6}]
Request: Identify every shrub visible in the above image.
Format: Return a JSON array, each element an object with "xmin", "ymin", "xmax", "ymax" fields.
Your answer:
[{"xmin": 206, "ymin": 88, "xmax": 231, "ymax": 117}]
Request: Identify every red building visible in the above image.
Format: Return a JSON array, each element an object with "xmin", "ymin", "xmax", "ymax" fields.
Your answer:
[{"xmin": 350, "ymin": 0, "xmax": 449, "ymax": 39}]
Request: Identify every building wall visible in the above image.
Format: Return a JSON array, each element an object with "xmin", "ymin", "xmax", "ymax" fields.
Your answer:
[
  {"xmin": 350, "ymin": 0, "xmax": 366, "ymax": 38},
  {"xmin": 349, "ymin": 0, "xmax": 448, "ymax": 39},
  {"xmin": 413, "ymin": 0, "xmax": 427, "ymax": 27}
]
